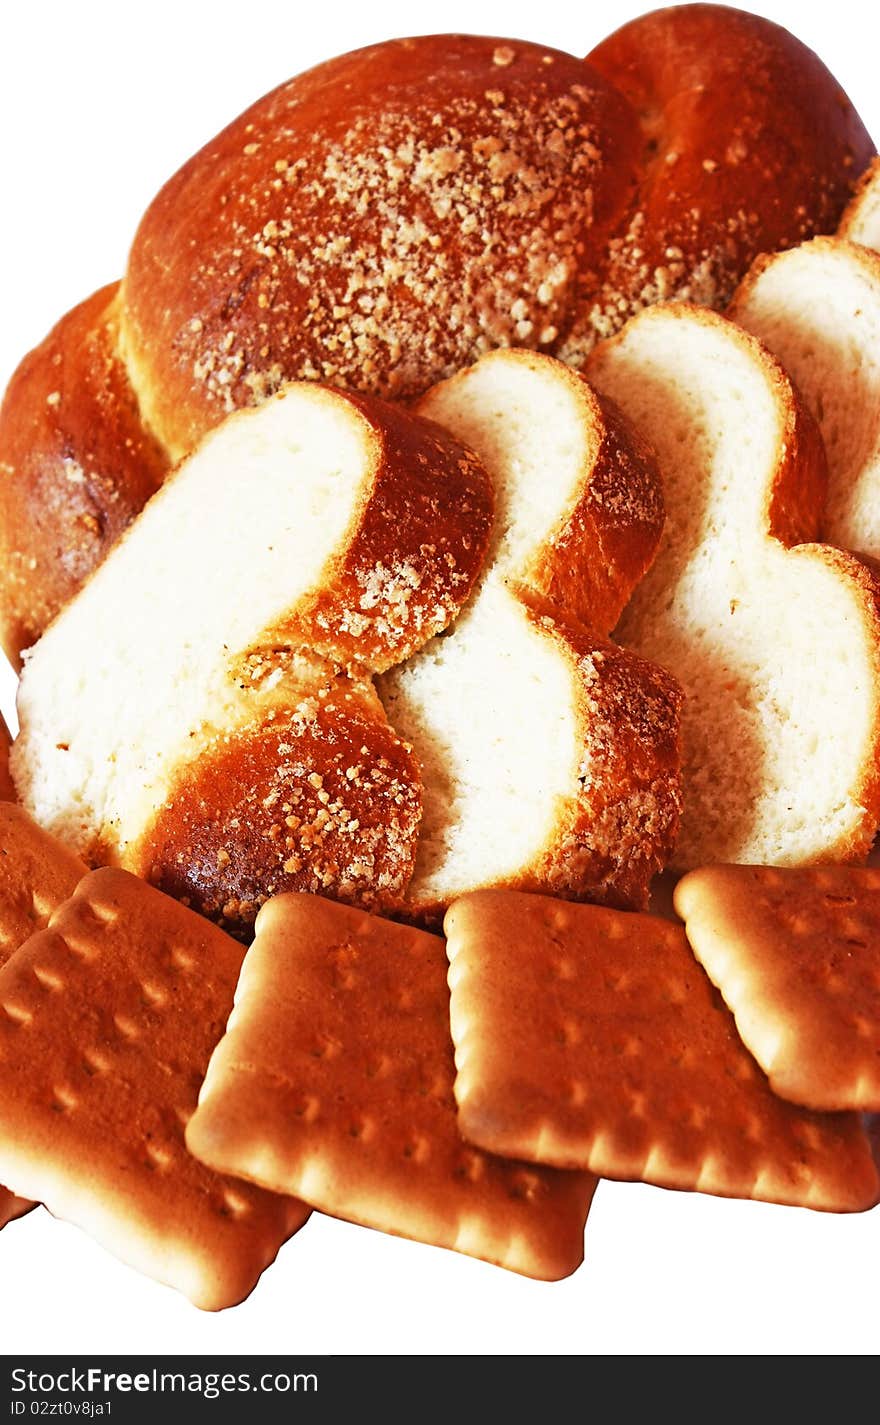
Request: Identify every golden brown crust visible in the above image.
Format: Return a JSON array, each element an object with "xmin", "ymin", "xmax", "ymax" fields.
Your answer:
[
  {"xmin": 761, "ymin": 355, "xmax": 829, "ymax": 548},
  {"xmin": 727, "ymin": 234, "xmax": 880, "ymax": 563},
  {"xmin": 257, "ymin": 391, "xmax": 493, "ymax": 672},
  {"xmin": 535, "ymin": 616, "xmax": 683, "ymax": 908},
  {"xmin": 11, "ymin": 380, "xmax": 496, "ymax": 931},
  {"xmin": 396, "ymin": 347, "xmax": 681, "ymax": 922},
  {"xmin": 604, "ymin": 301, "xmax": 829, "ymax": 549},
  {"xmin": 444, "ymin": 890, "xmax": 880, "ymax": 1211},
  {"xmin": 0, "ymin": 284, "xmax": 169, "ymax": 664},
  {"xmin": 786, "ymin": 544, "xmax": 880, "ymax": 864},
  {"xmin": 0, "ymin": 868, "xmax": 308, "ymax": 1309},
  {"xmin": 0, "ymin": 716, "xmax": 13, "ymax": 802},
  {"xmin": 566, "ymin": 3, "xmax": 875, "ymax": 360},
  {"xmin": 723, "ymin": 317, "xmax": 880, "ymax": 864},
  {"xmin": 187, "ymin": 893, "xmax": 596, "ymax": 1281},
  {"xmin": 727, "ymin": 248, "xmax": 880, "ymax": 861},
  {"xmin": 415, "ymin": 349, "xmax": 666, "ymax": 637},
  {"xmin": 125, "ymin": 669, "xmax": 422, "ymax": 937},
  {"xmin": 121, "ymin": 34, "xmax": 639, "ymax": 456},
  {"xmin": 2, "ymin": 14, "xmax": 874, "ymax": 651},
  {"xmin": 401, "ymin": 616, "xmax": 683, "ymax": 929},
  {"xmin": 675, "ymin": 863, "xmax": 880, "ymax": 1111},
  {"xmin": 588, "ymin": 301, "xmax": 880, "ymax": 869},
  {"xmin": 522, "ymin": 388, "xmax": 665, "ymax": 636}
]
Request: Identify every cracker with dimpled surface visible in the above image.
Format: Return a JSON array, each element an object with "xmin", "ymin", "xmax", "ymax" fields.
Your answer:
[
  {"xmin": 675, "ymin": 863, "xmax": 880, "ymax": 1112},
  {"xmin": 0, "ymin": 800, "xmax": 88, "ymax": 1229},
  {"xmin": 186, "ymin": 893, "xmax": 595, "ymax": 1281},
  {"xmin": 443, "ymin": 890, "xmax": 879, "ymax": 1211},
  {"xmin": 0, "ymin": 868, "xmax": 308, "ymax": 1307}
]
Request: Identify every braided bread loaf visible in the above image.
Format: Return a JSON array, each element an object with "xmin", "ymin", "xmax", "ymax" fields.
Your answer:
[
  {"xmin": 0, "ymin": 6, "xmax": 872, "ymax": 662},
  {"xmin": 11, "ymin": 382, "xmax": 493, "ymax": 935}
]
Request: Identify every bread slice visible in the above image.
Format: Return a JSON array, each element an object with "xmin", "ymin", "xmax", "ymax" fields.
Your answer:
[
  {"xmin": 587, "ymin": 303, "xmax": 880, "ymax": 869},
  {"xmin": 12, "ymin": 382, "xmax": 492, "ymax": 931},
  {"xmin": 378, "ymin": 349, "xmax": 682, "ymax": 921},
  {"xmin": 728, "ymin": 237, "xmax": 880, "ymax": 556},
  {"xmin": 839, "ymin": 155, "xmax": 880, "ymax": 251}
]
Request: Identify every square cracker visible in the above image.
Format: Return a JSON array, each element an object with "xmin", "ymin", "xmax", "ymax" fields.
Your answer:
[
  {"xmin": 0, "ymin": 801, "xmax": 87, "ymax": 1228},
  {"xmin": 674, "ymin": 863, "xmax": 880, "ymax": 1111},
  {"xmin": 186, "ymin": 893, "xmax": 595, "ymax": 1281},
  {"xmin": 444, "ymin": 890, "xmax": 879, "ymax": 1211},
  {"xmin": 0, "ymin": 867, "xmax": 308, "ymax": 1308}
]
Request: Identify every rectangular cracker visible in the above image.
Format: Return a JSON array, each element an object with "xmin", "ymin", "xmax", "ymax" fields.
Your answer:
[
  {"xmin": 187, "ymin": 893, "xmax": 595, "ymax": 1281},
  {"xmin": 444, "ymin": 890, "xmax": 879, "ymax": 1211},
  {"xmin": 0, "ymin": 867, "xmax": 308, "ymax": 1308},
  {"xmin": 0, "ymin": 801, "xmax": 87, "ymax": 1228},
  {"xmin": 674, "ymin": 863, "xmax": 880, "ymax": 1111}
]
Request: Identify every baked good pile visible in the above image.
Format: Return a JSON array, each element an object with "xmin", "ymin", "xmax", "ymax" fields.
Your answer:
[{"xmin": 2, "ymin": 3, "xmax": 880, "ymax": 1309}]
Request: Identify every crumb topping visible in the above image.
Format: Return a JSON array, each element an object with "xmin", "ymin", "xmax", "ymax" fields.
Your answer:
[{"xmin": 130, "ymin": 50, "xmax": 613, "ymax": 421}]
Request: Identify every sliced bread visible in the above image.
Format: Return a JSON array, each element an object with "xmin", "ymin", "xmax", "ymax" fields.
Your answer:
[
  {"xmin": 11, "ymin": 382, "xmax": 493, "ymax": 931},
  {"xmin": 587, "ymin": 303, "xmax": 880, "ymax": 869},
  {"xmin": 378, "ymin": 349, "xmax": 682, "ymax": 921},
  {"xmin": 728, "ymin": 237, "xmax": 880, "ymax": 557}
]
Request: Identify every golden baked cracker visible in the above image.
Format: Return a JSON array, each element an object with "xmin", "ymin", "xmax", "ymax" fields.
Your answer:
[
  {"xmin": 187, "ymin": 893, "xmax": 595, "ymax": 1281},
  {"xmin": 0, "ymin": 802, "xmax": 87, "ymax": 969},
  {"xmin": 444, "ymin": 890, "xmax": 879, "ymax": 1211},
  {"xmin": 0, "ymin": 801, "xmax": 86, "ymax": 1228},
  {"xmin": 0, "ymin": 868, "xmax": 308, "ymax": 1308},
  {"xmin": 674, "ymin": 863, "xmax": 880, "ymax": 1111}
]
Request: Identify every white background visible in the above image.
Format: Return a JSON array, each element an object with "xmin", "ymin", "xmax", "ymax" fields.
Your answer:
[{"xmin": 1, "ymin": 0, "xmax": 879, "ymax": 1357}]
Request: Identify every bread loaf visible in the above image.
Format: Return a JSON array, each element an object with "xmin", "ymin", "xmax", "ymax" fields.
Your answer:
[
  {"xmin": 11, "ymin": 382, "xmax": 492, "ymax": 933},
  {"xmin": 587, "ymin": 304, "xmax": 880, "ymax": 870},
  {"xmin": 379, "ymin": 349, "xmax": 682, "ymax": 919},
  {"xmin": 560, "ymin": 3, "xmax": 874, "ymax": 362},
  {"xmin": 0, "ymin": 8, "xmax": 872, "ymax": 661},
  {"xmin": 728, "ymin": 237, "xmax": 880, "ymax": 558}
]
